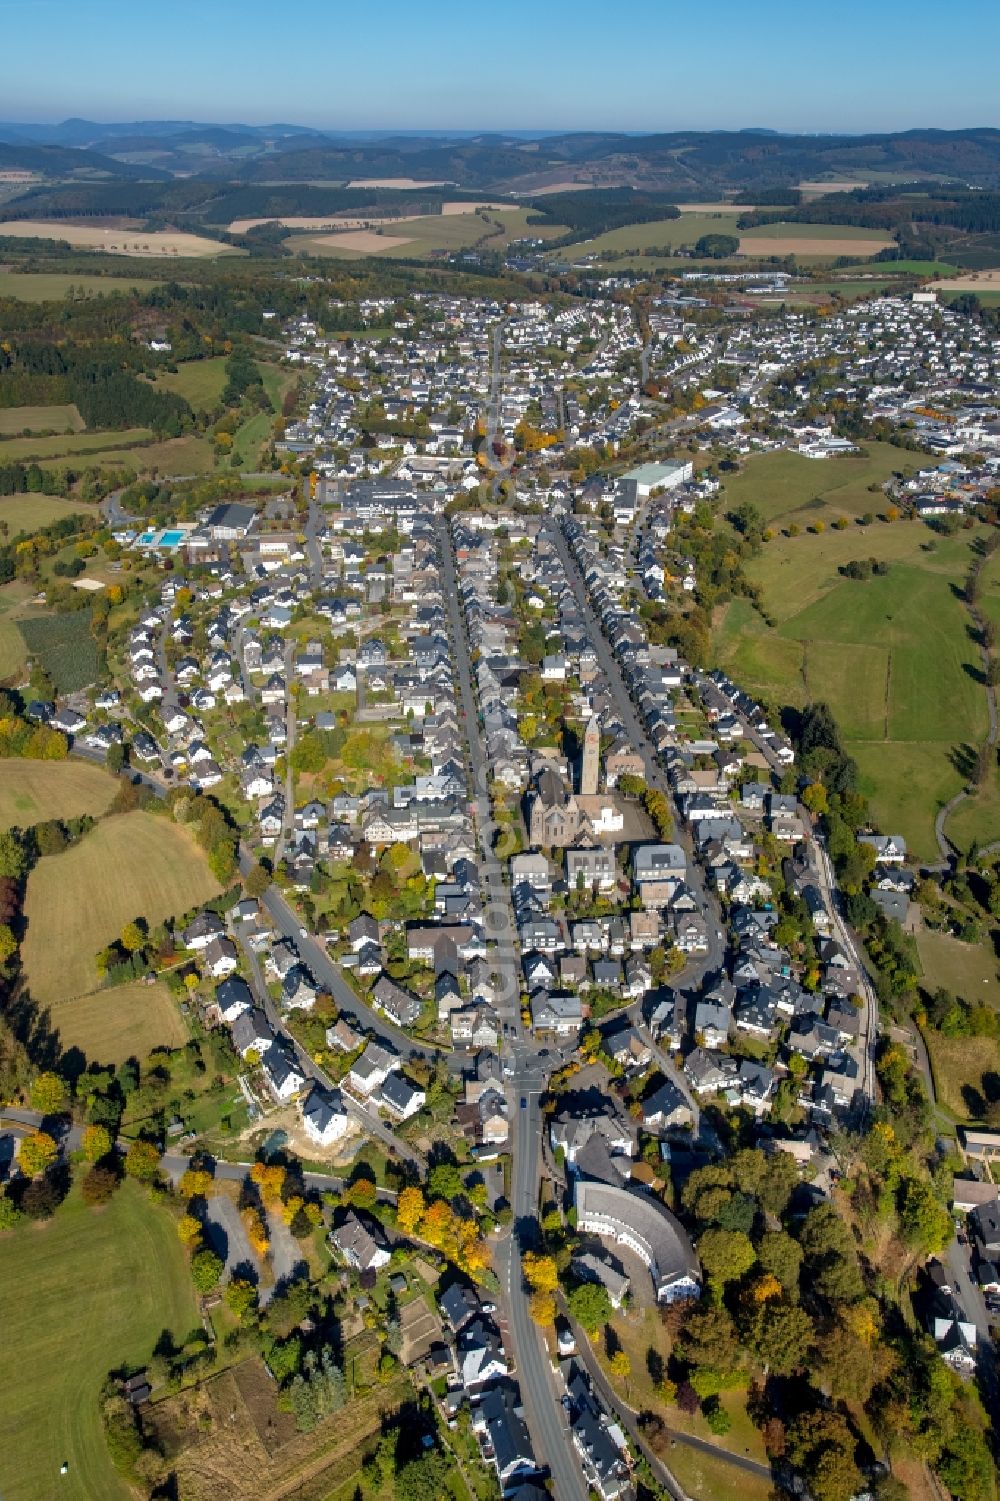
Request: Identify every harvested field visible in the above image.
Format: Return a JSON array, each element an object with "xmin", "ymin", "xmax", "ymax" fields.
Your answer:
[
  {"xmin": 48, "ymin": 979, "xmax": 188, "ymax": 1066},
  {"xmin": 309, "ymin": 229, "xmax": 414, "ymax": 253},
  {"xmin": 799, "ymin": 179, "xmax": 869, "ymax": 194},
  {"xmin": 739, "ymin": 233, "xmax": 894, "ymax": 257},
  {"xmin": 0, "ymin": 221, "xmax": 241, "ymax": 257},
  {"xmin": 442, "ymin": 199, "xmax": 508, "ymax": 214},
  {"xmin": 22, "ymin": 809, "xmax": 221, "ymax": 1005},
  {"xmin": 227, "ymin": 213, "xmax": 422, "ymax": 233},
  {"xmin": 936, "ymin": 269, "xmax": 1000, "ymax": 288},
  {"xmin": 529, "ymin": 180, "xmax": 602, "ymax": 194},
  {"xmin": 347, "ymin": 176, "xmax": 450, "ymax": 188},
  {"xmin": 0, "ymin": 757, "xmax": 117, "ymax": 827},
  {"xmin": 675, "ymin": 201, "xmax": 754, "ymax": 212}
]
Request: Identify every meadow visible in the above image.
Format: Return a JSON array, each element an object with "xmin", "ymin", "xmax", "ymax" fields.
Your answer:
[
  {"xmin": 48, "ymin": 978, "xmax": 189, "ymax": 1066},
  {"xmin": 916, "ymin": 926, "xmax": 1000, "ymax": 1121},
  {"xmin": 0, "ymin": 1180, "xmax": 197, "ymax": 1501},
  {"xmin": 0, "ymin": 403, "xmax": 85, "ymax": 436},
  {"xmin": 154, "ymin": 355, "xmax": 230, "ymax": 410},
  {"xmin": 22, "ymin": 809, "xmax": 221, "ymax": 1005},
  {"xmin": 0, "ymin": 492, "xmax": 93, "ymax": 535},
  {"xmin": 0, "ymin": 758, "xmax": 118, "ymax": 827},
  {"xmin": 712, "ymin": 451, "xmax": 988, "ymax": 858},
  {"xmin": 0, "ymin": 271, "xmax": 163, "ymax": 301},
  {"xmin": 293, "ymin": 204, "xmax": 567, "ymax": 260},
  {"xmin": 0, "ymin": 426, "xmax": 152, "ymax": 461}
]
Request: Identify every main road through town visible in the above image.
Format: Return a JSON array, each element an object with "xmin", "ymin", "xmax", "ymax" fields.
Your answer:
[{"xmin": 437, "ymin": 517, "xmax": 588, "ymax": 1501}]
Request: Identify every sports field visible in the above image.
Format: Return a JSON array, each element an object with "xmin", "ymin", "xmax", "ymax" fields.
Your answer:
[
  {"xmin": 0, "ymin": 404, "xmax": 84, "ymax": 436},
  {"xmin": 22, "ymin": 810, "xmax": 221, "ymax": 1005},
  {"xmin": 49, "ymin": 978, "xmax": 189, "ymax": 1065},
  {"xmin": 0, "ymin": 758, "xmax": 118, "ymax": 827},
  {"xmin": 0, "ymin": 271, "xmax": 163, "ymax": 301},
  {"xmin": 713, "ymin": 451, "xmax": 987, "ymax": 859},
  {"xmin": 0, "ymin": 1180, "xmax": 197, "ymax": 1501}
]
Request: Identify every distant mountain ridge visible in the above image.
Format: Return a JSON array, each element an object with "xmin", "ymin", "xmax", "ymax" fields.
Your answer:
[{"xmin": 2, "ymin": 123, "xmax": 1000, "ymax": 192}]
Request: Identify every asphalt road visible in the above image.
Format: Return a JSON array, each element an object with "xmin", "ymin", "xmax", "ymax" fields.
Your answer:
[{"xmin": 496, "ymin": 1078, "xmax": 588, "ymax": 1501}]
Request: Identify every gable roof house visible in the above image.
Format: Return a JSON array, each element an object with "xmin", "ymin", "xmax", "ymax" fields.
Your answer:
[{"xmin": 331, "ymin": 1210, "xmax": 391, "ymax": 1272}]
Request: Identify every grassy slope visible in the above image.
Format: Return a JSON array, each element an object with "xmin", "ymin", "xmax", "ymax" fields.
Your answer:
[
  {"xmin": 713, "ymin": 454, "xmax": 988, "ymax": 859},
  {"xmin": 0, "ymin": 427, "xmax": 152, "ymax": 461},
  {"xmin": 154, "ymin": 355, "xmax": 229, "ymax": 411},
  {"xmin": 0, "ymin": 758, "xmax": 118, "ymax": 827},
  {"xmin": 0, "ymin": 404, "xmax": 84, "ymax": 436},
  {"xmin": 0, "ymin": 494, "xmax": 94, "ymax": 534},
  {"xmin": 22, "ymin": 810, "xmax": 221, "ymax": 1004},
  {"xmin": 0, "ymin": 1180, "xmax": 197, "ymax": 1501},
  {"xmin": 48, "ymin": 978, "xmax": 189, "ymax": 1066}
]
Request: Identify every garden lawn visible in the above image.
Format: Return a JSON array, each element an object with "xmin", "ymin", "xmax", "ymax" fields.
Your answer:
[
  {"xmin": 0, "ymin": 757, "xmax": 118, "ymax": 827},
  {"xmin": 0, "ymin": 1179, "xmax": 197, "ymax": 1501},
  {"xmin": 22, "ymin": 810, "xmax": 221, "ymax": 1005},
  {"xmin": 48, "ymin": 979, "xmax": 189, "ymax": 1066}
]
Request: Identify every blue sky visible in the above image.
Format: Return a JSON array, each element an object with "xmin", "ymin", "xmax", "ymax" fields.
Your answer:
[{"xmin": 3, "ymin": 0, "xmax": 999, "ymax": 133}]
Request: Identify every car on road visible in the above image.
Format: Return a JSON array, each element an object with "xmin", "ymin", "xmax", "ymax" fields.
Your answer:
[
  {"xmin": 520, "ymin": 1097, "xmax": 526, "ymax": 1108},
  {"xmin": 299, "ymin": 927, "xmax": 308, "ymax": 938}
]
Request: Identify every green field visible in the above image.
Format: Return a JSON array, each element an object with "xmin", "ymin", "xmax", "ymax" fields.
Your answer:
[
  {"xmin": 740, "ymin": 220, "xmax": 894, "ymax": 242},
  {"xmin": 718, "ymin": 444, "xmax": 919, "ymax": 532},
  {"xmin": 0, "ymin": 271, "xmax": 162, "ymax": 302},
  {"xmin": 154, "ymin": 355, "xmax": 229, "ymax": 411},
  {"xmin": 0, "ymin": 1179, "xmax": 198, "ymax": 1501},
  {"xmin": 293, "ymin": 205, "xmax": 567, "ymax": 260},
  {"xmin": 47, "ymin": 432, "xmax": 217, "ymax": 478},
  {"xmin": 713, "ymin": 457, "xmax": 989, "ymax": 859},
  {"xmin": 0, "ymin": 493, "xmax": 93, "ymax": 535},
  {"xmin": 22, "ymin": 809, "xmax": 221, "ymax": 1004},
  {"xmin": 49, "ymin": 978, "xmax": 190, "ymax": 1065},
  {"xmin": 0, "ymin": 758, "xmax": 118, "ymax": 827},
  {"xmin": 549, "ymin": 213, "xmax": 733, "ymax": 261},
  {"xmin": 0, "ymin": 404, "xmax": 84, "ymax": 436},
  {"xmin": 0, "ymin": 426, "xmax": 152, "ymax": 461}
]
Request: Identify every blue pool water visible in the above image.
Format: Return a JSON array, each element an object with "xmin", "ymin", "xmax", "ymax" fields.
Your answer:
[{"xmin": 160, "ymin": 530, "xmax": 184, "ymax": 547}]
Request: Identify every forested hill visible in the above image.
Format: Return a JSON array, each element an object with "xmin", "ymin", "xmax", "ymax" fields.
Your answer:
[{"xmin": 3, "ymin": 124, "xmax": 1000, "ymax": 192}]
